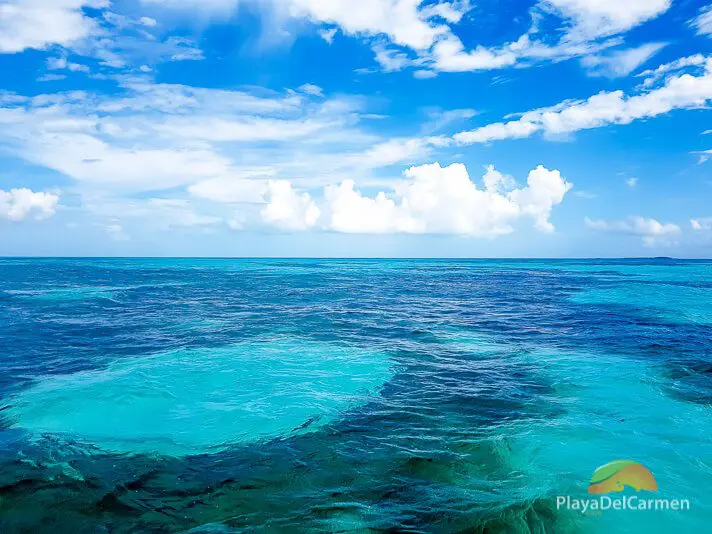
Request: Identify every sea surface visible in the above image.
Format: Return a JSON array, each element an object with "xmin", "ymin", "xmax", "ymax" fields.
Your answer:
[{"xmin": 0, "ymin": 258, "xmax": 710, "ymax": 533}]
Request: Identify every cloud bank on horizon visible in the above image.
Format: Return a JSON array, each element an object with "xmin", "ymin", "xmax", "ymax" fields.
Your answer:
[{"xmin": 0, "ymin": 0, "xmax": 711, "ymax": 256}]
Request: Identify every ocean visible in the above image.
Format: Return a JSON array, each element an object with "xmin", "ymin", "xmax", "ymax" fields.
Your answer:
[{"xmin": 0, "ymin": 258, "xmax": 710, "ymax": 533}]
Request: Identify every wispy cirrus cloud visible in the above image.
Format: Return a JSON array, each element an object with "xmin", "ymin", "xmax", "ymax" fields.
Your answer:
[
  {"xmin": 691, "ymin": 4, "xmax": 712, "ymax": 37},
  {"xmin": 581, "ymin": 42, "xmax": 667, "ymax": 78},
  {"xmin": 454, "ymin": 56, "xmax": 712, "ymax": 144}
]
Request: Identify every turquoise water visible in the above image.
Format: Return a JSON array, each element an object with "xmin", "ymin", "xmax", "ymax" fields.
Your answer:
[
  {"xmin": 0, "ymin": 258, "xmax": 710, "ymax": 533},
  {"xmin": 7, "ymin": 338, "xmax": 392, "ymax": 456}
]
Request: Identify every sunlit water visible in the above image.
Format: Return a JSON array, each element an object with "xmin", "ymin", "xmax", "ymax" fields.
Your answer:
[{"xmin": 0, "ymin": 259, "xmax": 710, "ymax": 533}]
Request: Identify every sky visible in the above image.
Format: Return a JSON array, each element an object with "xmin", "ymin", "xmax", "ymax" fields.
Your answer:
[{"xmin": 0, "ymin": 0, "xmax": 711, "ymax": 258}]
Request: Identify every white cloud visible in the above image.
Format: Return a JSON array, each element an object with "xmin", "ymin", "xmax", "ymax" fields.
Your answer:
[
  {"xmin": 508, "ymin": 165, "xmax": 573, "ymax": 232},
  {"xmin": 281, "ymin": 0, "xmax": 451, "ymax": 51},
  {"xmin": 585, "ymin": 216, "xmax": 681, "ymax": 246},
  {"xmin": 372, "ymin": 44, "xmax": 413, "ymax": 72},
  {"xmin": 318, "ymin": 28, "xmax": 337, "ymax": 44},
  {"xmin": 261, "ymin": 180, "xmax": 320, "ymax": 231},
  {"xmin": 581, "ymin": 42, "xmax": 666, "ymax": 78},
  {"xmin": 0, "ymin": 80, "xmax": 381, "ymax": 193},
  {"xmin": 0, "ymin": 0, "xmax": 107, "ymax": 54},
  {"xmin": 3, "ymin": 0, "xmax": 669, "ymax": 79},
  {"xmin": 691, "ymin": 218, "xmax": 712, "ymax": 231},
  {"xmin": 0, "ymin": 1, "xmax": 208, "ymax": 71},
  {"xmin": 151, "ymin": 115, "xmax": 340, "ymax": 142},
  {"xmin": 626, "ymin": 177, "xmax": 638, "ymax": 188},
  {"xmin": 455, "ymin": 56, "xmax": 712, "ymax": 144},
  {"xmin": 0, "ymin": 188, "xmax": 60, "ymax": 221},
  {"xmin": 323, "ymin": 179, "xmax": 419, "ymax": 234},
  {"xmin": 265, "ymin": 162, "xmax": 572, "ymax": 236},
  {"xmin": 430, "ymin": 35, "xmax": 517, "ymax": 72},
  {"xmin": 482, "ymin": 165, "xmax": 516, "ymax": 193},
  {"xmin": 691, "ymin": 5, "xmax": 712, "ymax": 37},
  {"xmin": 268, "ymin": 0, "xmax": 669, "ymax": 75},
  {"xmin": 298, "ymin": 83, "xmax": 324, "ymax": 97},
  {"xmin": 266, "ymin": 0, "xmax": 668, "ymax": 75},
  {"xmin": 7, "ymin": 0, "xmax": 669, "ymax": 79},
  {"xmin": 543, "ymin": 0, "xmax": 671, "ymax": 40},
  {"xmin": 637, "ymin": 54, "xmax": 707, "ymax": 87},
  {"xmin": 413, "ymin": 69, "xmax": 438, "ymax": 79},
  {"xmin": 359, "ymin": 137, "xmax": 446, "ymax": 168},
  {"xmin": 420, "ymin": 1, "xmax": 470, "ymax": 24},
  {"xmin": 454, "ymin": 120, "xmax": 540, "ymax": 144},
  {"xmin": 139, "ymin": 16, "xmax": 158, "ymax": 27},
  {"xmin": 47, "ymin": 55, "xmax": 91, "ymax": 73},
  {"xmin": 29, "ymin": 135, "xmax": 233, "ymax": 191}
]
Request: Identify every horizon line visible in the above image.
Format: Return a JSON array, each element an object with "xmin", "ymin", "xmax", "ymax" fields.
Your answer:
[{"xmin": 1, "ymin": 256, "xmax": 710, "ymax": 261}]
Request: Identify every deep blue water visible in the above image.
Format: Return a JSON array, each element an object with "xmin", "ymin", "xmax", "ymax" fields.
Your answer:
[{"xmin": 0, "ymin": 258, "xmax": 710, "ymax": 533}]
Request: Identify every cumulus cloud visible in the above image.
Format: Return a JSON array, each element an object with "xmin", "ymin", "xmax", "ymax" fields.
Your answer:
[
  {"xmin": 581, "ymin": 42, "xmax": 666, "ymax": 78},
  {"xmin": 0, "ymin": 188, "xmax": 60, "ymax": 222},
  {"xmin": 455, "ymin": 56, "xmax": 712, "ymax": 144},
  {"xmin": 261, "ymin": 180, "xmax": 321, "ymax": 231},
  {"xmin": 323, "ymin": 179, "xmax": 419, "ymax": 234},
  {"xmin": 264, "ymin": 162, "xmax": 572, "ymax": 236},
  {"xmin": 585, "ymin": 216, "xmax": 681, "ymax": 246}
]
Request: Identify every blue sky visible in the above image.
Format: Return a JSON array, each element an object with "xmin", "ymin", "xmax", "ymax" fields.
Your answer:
[{"xmin": 0, "ymin": 0, "xmax": 711, "ymax": 257}]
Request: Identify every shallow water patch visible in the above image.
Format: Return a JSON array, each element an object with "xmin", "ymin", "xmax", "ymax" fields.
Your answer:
[
  {"xmin": 499, "ymin": 348, "xmax": 712, "ymax": 533},
  {"xmin": 7, "ymin": 337, "xmax": 393, "ymax": 457}
]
